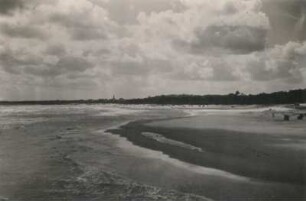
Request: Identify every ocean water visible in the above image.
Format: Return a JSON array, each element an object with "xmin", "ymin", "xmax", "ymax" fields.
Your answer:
[{"xmin": 0, "ymin": 104, "xmax": 209, "ymax": 201}]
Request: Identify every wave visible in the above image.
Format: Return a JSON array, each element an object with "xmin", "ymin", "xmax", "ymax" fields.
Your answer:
[{"xmin": 142, "ymin": 132, "xmax": 203, "ymax": 152}]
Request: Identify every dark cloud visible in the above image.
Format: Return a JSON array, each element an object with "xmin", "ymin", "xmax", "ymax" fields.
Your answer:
[
  {"xmin": 89, "ymin": 0, "xmax": 185, "ymax": 24},
  {"xmin": 222, "ymin": 1, "xmax": 238, "ymax": 15},
  {"xmin": 44, "ymin": 44, "xmax": 66, "ymax": 56},
  {"xmin": 83, "ymin": 48, "xmax": 111, "ymax": 57},
  {"xmin": 0, "ymin": 0, "xmax": 55, "ymax": 15},
  {"xmin": 0, "ymin": 0, "xmax": 23, "ymax": 15},
  {"xmin": 0, "ymin": 49, "xmax": 93, "ymax": 77},
  {"xmin": 24, "ymin": 56, "xmax": 93, "ymax": 77},
  {"xmin": 1, "ymin": 0, "xmax": 305, "ymax": 100},
  {"xmin": 50, "ymin": 13, "xmax": 94, "ymax": 29},
  {"xmin": 248, "ymin": 58, "xmax": 303, "ymax": 83},
  {"xmin": 190, "ymin": 25, "xmax": 268, "ymax": 54},
  {"xmin": 0, "ymin": 50, "xmax": 42, "ymax": 74},
  {"xmin": 24, "ymin": 64, "xmax": 60, "ymax": 77},
  {"xmin": 247, "ymin": 42, "xmax": 306, "ymax": 83},
  {"xmin": 0, "ymin": 53, "xmax": 21, "ymax": 74},
  {"xmin": 111, "ymin": 58, "xmax": 172, "ymax": 76},
  {"xmin": 50, "ymin": 13, "xmax": 108, "ymax": 40},
  {"xmin": 0, "ymin": 23, "xmax": 47, "ymax": 40},
  {"xmin": 210, "ymin": 63, "xmax": 239, "ymax": 81},
  {"xmin": 56, "ymin": 56, "xmax": 93, "ymax": 73},
  {"xmin": 111, "ymin": 60, "xmax": 149, "ymax": 76},
  {"xmin": 262, "ymin": 0, "xmax": 306, "ymax": 45},
  {"xmin": 70, "ymin": 27, "xmax": 107, "ymax": 41}
]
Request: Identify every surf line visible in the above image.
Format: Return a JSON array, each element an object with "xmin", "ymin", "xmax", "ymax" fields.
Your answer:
[{"xmin": 102, "ymin": 123, "xmax": 251, "ymax": 182}]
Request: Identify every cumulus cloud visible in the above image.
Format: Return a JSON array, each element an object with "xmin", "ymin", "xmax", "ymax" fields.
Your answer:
[
  {"xmin": 110, "ymin": 54, "xmax": 172, "ymax": 76},
  {"xmin": 171, "ymin": 0, "xmax": 270, "ymax": 55},
  {"xmin": 44, "ymin": 44, "xmax": 66, "ymax": 56},
  {"xmin": 0, "ymin": 0, "xmax": 305, "ymax": 100},
  {"xmin": 190, "ymin": 25, "xmax": 268, "ymax": 54},
  {"xmin": 48, "ymin": 2, "xmax": 114, "ymax": 41},
  {"xmin": 23, "ymin": 56, "xmax": 93, "ymax": 77},
  {"xmin": 0, "ymin": 23, "xmax": 48, "ymax": 40},
  {"xmin": 56, "ymin": 56, "xmax": 93, "ymax": 73},
  {"xmin": 171, "ymin": 57, "xmax": 240, "ymax": 82},
  {"xmin": 0, "ymin": 49, "xmax": 42, "ymax": 74},
  {"xmin": 0, "ymin": 0, "xmax": 23, "ymax": 15},
  {"xmin": 0, "ymin": 48, "xmax": 93, "ymax": 78},
  {"xmin": 247, "ymin": 42, "xmax": 306, "ymax": 83},
  {"xmin": 0, "ymin": 0, "xmax": 56, "ymax": 15},
  {"xmin": 262, "ymin": 0, "xmax": 306, "ymax": 44},
  {"xmin": 89, "ymin": 0, "xmax": 184, "ymax": 24}
]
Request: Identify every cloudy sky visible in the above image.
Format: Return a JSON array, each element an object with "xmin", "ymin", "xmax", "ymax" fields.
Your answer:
[{"xmin": 0, "ymin": 0, "xmax": 306, "ymax": 100}]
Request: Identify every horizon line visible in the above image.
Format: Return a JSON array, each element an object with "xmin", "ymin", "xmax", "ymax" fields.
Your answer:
[{"xmin": 0, "ymin": 88, "xmax": 305, "ymax": 103}]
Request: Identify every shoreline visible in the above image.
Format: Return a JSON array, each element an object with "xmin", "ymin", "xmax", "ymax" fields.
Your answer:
[
  {"xmin": 107, "ymin": 119, "xmax": 306, "ymax": 185},
  {"xmin": 0, "ymin": 105, "xmax": 212, "ymax": 201},
  {"xmin": 106, "ymin": 112, "xmax": 306, "ymax": 201},
  {"xmin": 1, "ymin": 104, "xmax": 305, "ymax": 201},
  {"xmin": 103, "ymin": 129, "xmax": 249, "ymax": 182}
]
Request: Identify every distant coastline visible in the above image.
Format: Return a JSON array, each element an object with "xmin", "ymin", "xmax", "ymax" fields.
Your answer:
[{"xmin": 0, "ymin": 89, "xmax": 305, "ymax": 106}]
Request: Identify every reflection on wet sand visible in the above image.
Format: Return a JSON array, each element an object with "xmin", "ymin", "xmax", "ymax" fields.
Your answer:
[{"xmin": 108, "ymin": 106, "xmax": 306, "ymax": 201}]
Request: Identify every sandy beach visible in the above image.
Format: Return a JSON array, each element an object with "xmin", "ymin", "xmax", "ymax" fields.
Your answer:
[
  {"xmin": 0, "ymin": 104, "xmax": 305, "ymax": 201},
  {"xmin": 108, "ymin": 105, "xmax": 306, "ymax": 201}
]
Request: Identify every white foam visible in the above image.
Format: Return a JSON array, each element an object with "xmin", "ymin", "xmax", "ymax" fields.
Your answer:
[
  {"xmin": 103, "ymin": 131, "xmax": 250, "ymax": 182},
  {"xmin": 142, "ymin": 132, "xmax": 203, "ymax": 152}
]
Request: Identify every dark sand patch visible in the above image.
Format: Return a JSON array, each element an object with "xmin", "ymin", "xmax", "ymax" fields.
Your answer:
[{"xmin": 107, "ymin": 116, "xmax": 306, "ymax": 201}]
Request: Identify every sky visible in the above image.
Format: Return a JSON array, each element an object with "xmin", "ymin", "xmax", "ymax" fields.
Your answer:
[{"xmin": 0, "ymin": 0, "xmax": 306, "ymax": 100}]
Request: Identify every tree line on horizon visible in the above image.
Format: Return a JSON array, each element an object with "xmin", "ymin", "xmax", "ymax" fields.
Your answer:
[
  {"xmin": 123, "ymin": 89, "xmax": 306, "ymax": 105},
  {"xmin": 0, "ymin": 89, "xmax": 305, "ymax": 106}
]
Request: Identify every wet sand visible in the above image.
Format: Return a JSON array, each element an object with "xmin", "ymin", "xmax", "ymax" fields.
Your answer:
[{"xmin": 108, "ymin": 109, "xmax": 306, "ymax": 201}]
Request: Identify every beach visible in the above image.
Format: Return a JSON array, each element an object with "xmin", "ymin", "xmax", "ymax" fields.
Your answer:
[
  {"xmin": 0, "ymin": 104, "xmax": 305, "ymax": 201},
  {"xmin": 108, "ymin": 105, "xmax": 306, "ymax": 201}
]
